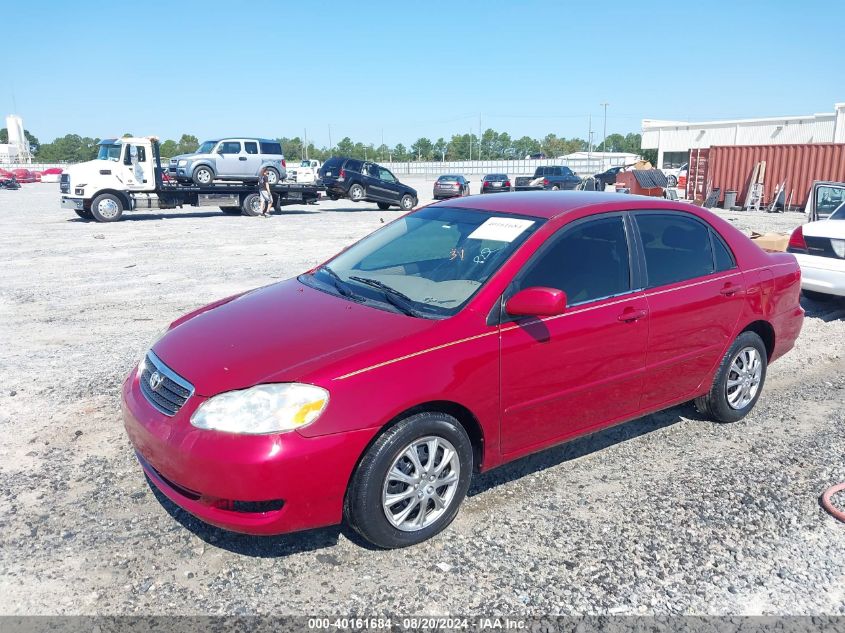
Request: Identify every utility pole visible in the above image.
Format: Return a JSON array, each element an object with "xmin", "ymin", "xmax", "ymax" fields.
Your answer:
[
  {"xmin": 381, "ymin": 128, "xmax": 384, "ymax": 161},
  {"xmin": 600, "ymin": 102, "xmax": 609, "ymax": 169},
  {"xmin": 328, "ymin": 124, "xmax": 332, "ymax": 153},
  {"xmin": 469, "ymin": 128, "xmax": 472, "ymax": 161},
  {"xmin": 588, "ymin": 115, "xmax": 593, "ymax": 162},
  {"xmin": 478, "ymin": 113, "xmax": 482, "ymax": 161},
  {"xmin": 304, "ymin": 128, "xmax": 308, "ymax": 160}
]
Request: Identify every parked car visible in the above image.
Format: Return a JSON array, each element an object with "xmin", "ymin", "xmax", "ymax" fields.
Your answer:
[
  {"xmin": 515, "ymin": 165, "xmax": 581, "ymax": 191},
  {"xmin": 11, "ymin": 168, "xmax": 36, "ymax": 183},
  {"xmin": 593, "ymin": 166, "xmax": 626, "ymax": 190},
  {"xmin": 665, "ymin": 163, "xmax": 688, "ymax": 188},
  {"xmin": 168, "ymin": 138, "xmax": 286, "ymax": 185},
  {"xmin": 288, "ymin": 159, "xmax": 322, "ymax": 184},
  {"xmin": 526, "ymin": 152, "xmax": 547, "ymax": 159},
  {"xmin": 433, "ymin": 174, "xmax": 470, "ymax": 199},
  {"xmin": 319, "ymin": 157, "xmax": 418, "ymax": 210},
  {"xmin": 481, "ymin": 173, "xmax": 511, "ymax": 193},
  {"xmin": 123, "ymin": 192, "xmax": 803, "ymax": 548},
  {"xmin": 787, "ymin": 201, "xmax": 845, "ymax": 300}
]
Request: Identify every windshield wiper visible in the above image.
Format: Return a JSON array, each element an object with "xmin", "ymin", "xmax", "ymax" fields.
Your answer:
[
  {"xmin": 316, "ymin": 266, "xmax": 364, "ymax": 302},
  {"xmin": 348, "ymin": 276, "xmax": 425, "ymax": 317}
]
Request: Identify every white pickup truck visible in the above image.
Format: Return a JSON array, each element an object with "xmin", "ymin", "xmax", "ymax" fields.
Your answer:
[{"xmin": 287, "ymin": 159, "xmax": 322, "ymax": 184}]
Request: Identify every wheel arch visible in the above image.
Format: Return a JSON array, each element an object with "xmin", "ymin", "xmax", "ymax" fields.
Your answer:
[
  {"xmin": 91, "ymin": 189, "xmax": 131, "ymax": 211},
  {"xmin": 344, "ymin": 399, "xmax": 486, "ymax": 502},
  {"xmin": 739, "ymin": 319, "xmax": 775, "ymax": 360},
  {"xmin": 190, "ymin": 161, "xmax": 216, "ymax": 177}
]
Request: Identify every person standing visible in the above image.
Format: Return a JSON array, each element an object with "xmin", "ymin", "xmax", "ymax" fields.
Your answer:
[{"xmin": 257, "ymin": 167, "xmax": 272, "ymax": 217}]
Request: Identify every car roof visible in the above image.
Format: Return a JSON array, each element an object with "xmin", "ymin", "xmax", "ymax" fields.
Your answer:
[{"xmin": 438, "ymin": 191, "xmax": 691, "ymax": 220}]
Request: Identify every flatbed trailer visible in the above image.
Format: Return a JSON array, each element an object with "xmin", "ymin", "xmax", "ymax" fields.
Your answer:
[{"xmin": 60, "ymin": 136, "xmax": 323, "ymax": 222}]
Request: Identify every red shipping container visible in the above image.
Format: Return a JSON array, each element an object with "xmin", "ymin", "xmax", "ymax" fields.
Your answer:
[{"xmin": 704, "ymin": 144, "xmax": 845, "ymax": 209}]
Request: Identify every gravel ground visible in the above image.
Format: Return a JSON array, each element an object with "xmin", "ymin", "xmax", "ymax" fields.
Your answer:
[{"xmin": 1, "ymin": 183, "xmax": 844, "ymax": 616}]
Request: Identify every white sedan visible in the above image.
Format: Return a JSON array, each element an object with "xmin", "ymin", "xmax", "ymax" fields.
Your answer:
[{"xmin": 788, "ymin": 202, "xmax": 845, "ymax": 300}]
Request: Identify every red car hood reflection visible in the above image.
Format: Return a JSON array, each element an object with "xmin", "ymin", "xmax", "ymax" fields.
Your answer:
[{"xmin": 153, "ymin": 278, "xmax": 433, "ymax": 396}]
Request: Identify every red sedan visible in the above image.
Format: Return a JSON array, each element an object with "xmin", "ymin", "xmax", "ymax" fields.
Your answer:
[{"xmin": 123, "ymin": 192, "xmax": 804, "ymax": 548}]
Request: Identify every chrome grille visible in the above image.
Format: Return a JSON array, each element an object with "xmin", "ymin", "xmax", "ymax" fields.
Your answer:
[{"xmin": 139, "ymin": 350, "xmax": 194, "ymax": 416}]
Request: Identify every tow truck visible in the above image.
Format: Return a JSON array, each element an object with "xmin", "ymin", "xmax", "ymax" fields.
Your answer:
[{"xmin": 60, "ymin": 137, "xmax": 322, "ymax": 222}]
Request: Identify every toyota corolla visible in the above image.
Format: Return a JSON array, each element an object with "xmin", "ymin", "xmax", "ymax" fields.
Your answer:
[{"xmin": 123, "ymin": 192, "xmax": 804, "ymax": 548}]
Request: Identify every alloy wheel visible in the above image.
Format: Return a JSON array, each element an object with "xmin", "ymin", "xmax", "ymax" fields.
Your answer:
[
  {"xmin": 382, "ymin": 436, "xmax": 461, "ymax": 532},
  {"xmin": 97, "ymin": 198, "xmax": 120, "ymax": 220},
  {"xmin": 726, "ymin": 346, "xmax": 762, "ymax": 409}
]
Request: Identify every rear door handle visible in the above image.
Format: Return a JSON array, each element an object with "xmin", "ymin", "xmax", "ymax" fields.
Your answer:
[
  {"xmin": 618, "ymin": 308, "xmax": 648, "ymax": 322},
  {"xmin": 719, "ymin": 283, "xmax": 745, "ymax": 296},
  {"xmin": 239, "ymin": 157, "xmax": 247, "ymax": 161}
]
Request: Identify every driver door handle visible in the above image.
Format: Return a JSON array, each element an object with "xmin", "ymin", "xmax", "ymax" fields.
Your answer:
[
  {"xmin": 239, "ymin": 157, "xmax": 247, "ymax": 161},
  {"xmin": 719, "ymin": 283, "xmax": 745, "ymax": 296},
  {"xmin": 617, "ymin": 308, "xmax": 648, "ymax": 322}
]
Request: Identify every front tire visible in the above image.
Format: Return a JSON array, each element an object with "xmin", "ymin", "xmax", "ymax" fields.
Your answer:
[
  {"xmin": 400, "ymin": 194, "xmax": 416, "ymax": 211},
  {"xmin": 695, "ymin": 331, "xmax": 767, "ymax": 423},
  {"xmin": 345, "ymin": 412, "xmax": 473, "ymax": 549},
  {"xmin": 192, "ymin": 165, "xmax": 214, "ymax": 185},
  {"xmin": 377, "ymin": 202, "xmax": 391, "ymax": 210},
  {"xmin": 349, "ymin": 183, "xmax": 365, "ymax": 202},
  {"xmin": 90, "ymin": 193, "xmax": 124, "ymax": 222}
]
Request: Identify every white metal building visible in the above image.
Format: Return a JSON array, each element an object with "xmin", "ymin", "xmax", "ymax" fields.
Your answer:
[{"xmin": 641, "ymin": 102, "xmax": 845, "ymax": 169}]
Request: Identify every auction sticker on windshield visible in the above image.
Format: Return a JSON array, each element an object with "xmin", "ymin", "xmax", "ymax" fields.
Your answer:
[{"xmin": 468, "ymin": 217, "xmax": 535, "ymax": 242}]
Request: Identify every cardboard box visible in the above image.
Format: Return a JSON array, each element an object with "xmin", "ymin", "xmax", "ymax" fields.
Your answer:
[{"xmin": 749, "ymin": 231, "xmax": 789, "ymax": 252}]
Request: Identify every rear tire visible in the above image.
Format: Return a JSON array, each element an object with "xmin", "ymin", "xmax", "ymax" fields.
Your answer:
[
  {"xmin": 90, "ymin": 193, "xmax": 124, "ymax": 222},
  {"xmin": 400, "ymin": 194, "xmax": 416, "ymax": 211},
  {"xmin": 802, "ymin": 289, "xmax": 836, "ymax": 302},
  {"xmin": 241, "ymin": 193, "xmax": 263, "ymax": 217},
  {"xmin": 345, "ymin": 412, "xmax": 473, "ymax": 549},
  {"xmin": 265, "ymin": 168, "xmax": 280, "ymax": 185},
  {"xmin": 694, "ymin": 331, "xmax": 767, "ymax": 423},
  {"xmin": 551, "ymin": 185, "xmax": 560, "ymax": 191},
  {"xmin": 192, "ymin": 166, "xmax": 214, "ymax": 185},
  {"xmin": 349, "ymin": 183, "xmax": 365, "ymax": 202},
  {"xmin": 377, "ymin": 202, "xmax": 391, "ymax": 210}
]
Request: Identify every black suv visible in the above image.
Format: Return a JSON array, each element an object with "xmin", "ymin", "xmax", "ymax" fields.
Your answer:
[{"xmin": 319, "ymin": 157, "xmax": 418, "ymax": 210}]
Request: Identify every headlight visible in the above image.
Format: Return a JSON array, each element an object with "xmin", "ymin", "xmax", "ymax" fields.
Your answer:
[
  {"xmin": 190, "ymin": 383, "xmax": 329, "ymax": 435},
  {"xmin": 178, "ymin": 159, "xmax": 188, "ymax": 167}
]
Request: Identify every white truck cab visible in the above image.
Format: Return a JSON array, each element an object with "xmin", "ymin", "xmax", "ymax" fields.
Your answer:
[
  {"xmin": 61, "ymin": 137, "xmax": 159, "ymax": 220},
  {"xmin": 288, "ymin": 159, "xmax": 322, "ymax": 184}
]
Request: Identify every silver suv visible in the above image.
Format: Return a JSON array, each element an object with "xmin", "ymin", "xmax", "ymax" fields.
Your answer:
[{"xmin": 168, "ymin": 138, "xmax": 286, "ymax": 185}]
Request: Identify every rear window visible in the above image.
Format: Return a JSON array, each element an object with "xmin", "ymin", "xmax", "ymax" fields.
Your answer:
[
  {"xmin": 438, "ymin": 175, "xmax": 459, "ymax": 182},
  {"xmin": 485, "ymin": 174, "xmax": 507, "ymax": 180},
  {"xmin": 260, "ymin": 142, "xmax": 282, "ymax": 155}
]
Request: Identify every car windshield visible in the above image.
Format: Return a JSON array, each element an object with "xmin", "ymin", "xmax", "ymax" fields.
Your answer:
[
  {"xmin": 829, "ymin": 201, "xmax": 845, "ymax": 220},
  {"xmin": 197, "ymin": 141, "xmax": 216, "ymax": 154},
  {"xmin": 96, "ymin": 144, "xmax": 122, "ymax": 162},
  {"xmin": 301, "ymin": 207, "xmax": 543, "ymax": 318}
]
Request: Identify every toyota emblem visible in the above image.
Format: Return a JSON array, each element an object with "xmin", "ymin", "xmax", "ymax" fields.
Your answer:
[{"xmin": 149, "ymin": 371, "xmax": 164, "ymax": 391}]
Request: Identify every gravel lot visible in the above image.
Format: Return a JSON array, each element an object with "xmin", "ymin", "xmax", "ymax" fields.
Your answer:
[{"xmin": 1, "ymin": 182, "xmax": 844, "ymax": 616}]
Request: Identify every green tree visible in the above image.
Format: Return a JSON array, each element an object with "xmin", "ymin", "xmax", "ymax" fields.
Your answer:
[
  {"xmin": 37, "ymin": 134, "xmax": 100, "ymax": 162},
  {"xmin": 513, "ymin": 135, "xmax": 542, "ymax": 158},
  {"xmin": 335, "ymin": 136, "xmax": 355, "ymax": 157},
  {"xmin": 159, "ymin": 139, "xmax": 178, "ymax": 158},
  {"xmin": 433, "ymin": 138, "xmax": 447, "ymax": 161},
  {"xmin": 392, "ymin": 143, "xmax": 408, "ymax": 161},
  {"xmin": 410, "ymin": 137, "xmax": 433, "ymax": 161},
  {"xmin": 175, "ymin": 134, "xmax": 198, "ymax": 155}
]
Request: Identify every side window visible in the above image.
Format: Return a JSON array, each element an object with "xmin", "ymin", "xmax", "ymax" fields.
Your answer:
[
  {"xmin": 518, "ymin": 216, "xmax": 631, "ymax": 306},
  {"xmin": 378, "ymin": 168, "xmax": 396, "ymax": 182},
  {"xmin": 817, "ymin": 185, "xmax": 845, "ymax": 214},
  {"xmin": 244, "ymin": 141, "xmax": 259, "ymax": 155},
  {"xmin": 219, "ymin": 141, "xmax": 241, "ymax": 154},
  {"xmin": 635, "ymin": 213, "xmax": 715, "ymax": 288},
  {"xmin": 259, "ymin": 142, "xmax": 282, "ymax": 155},
  {"xmin": 711, "ymin": 230, "xmax": 735, "ymax": 272},
  {"xmin": 345, "ymin": 159, "xmax": 363, "ymax": 173}
]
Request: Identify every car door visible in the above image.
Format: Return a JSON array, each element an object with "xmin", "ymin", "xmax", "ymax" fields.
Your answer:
[
  {"xmin": 215, "ymin": 140, "xmax": 243, "ymax": 177},
  {"xmin": 632, "ymin": 212, "xmax": 745, "ymax": 410},
  {"xmin": 242, "ymin": 140, "xmax": 262, "ymax": 178},
  {"xmin": 376, "ymin": 167, "xmax": 402, "ymax": 204},
  {"xmin": 499, "ymin": 213, "xmax": 649, "ymax": 456}
]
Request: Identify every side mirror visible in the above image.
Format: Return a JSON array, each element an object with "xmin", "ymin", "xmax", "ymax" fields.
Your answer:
[{"xmin": 505, "ymin": 287, "xmax": 567, "ymax": 317}]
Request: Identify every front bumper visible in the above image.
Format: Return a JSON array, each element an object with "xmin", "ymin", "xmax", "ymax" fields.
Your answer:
[
  {"xmin": 122, "ymin": 369, "xmax": 378, "ymax": 535},
  {"xmin": 794, "ymin": 253, "xmax": 845, "ymax": 297},
  {"xmin": 61, "ymin": 196, "xmax": 85, "ymax": 210}
]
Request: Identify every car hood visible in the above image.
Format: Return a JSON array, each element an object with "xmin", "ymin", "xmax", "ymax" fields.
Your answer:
[{"xmin": 152, "ymin": 278, "xmax": 433, "ymax": 396}]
